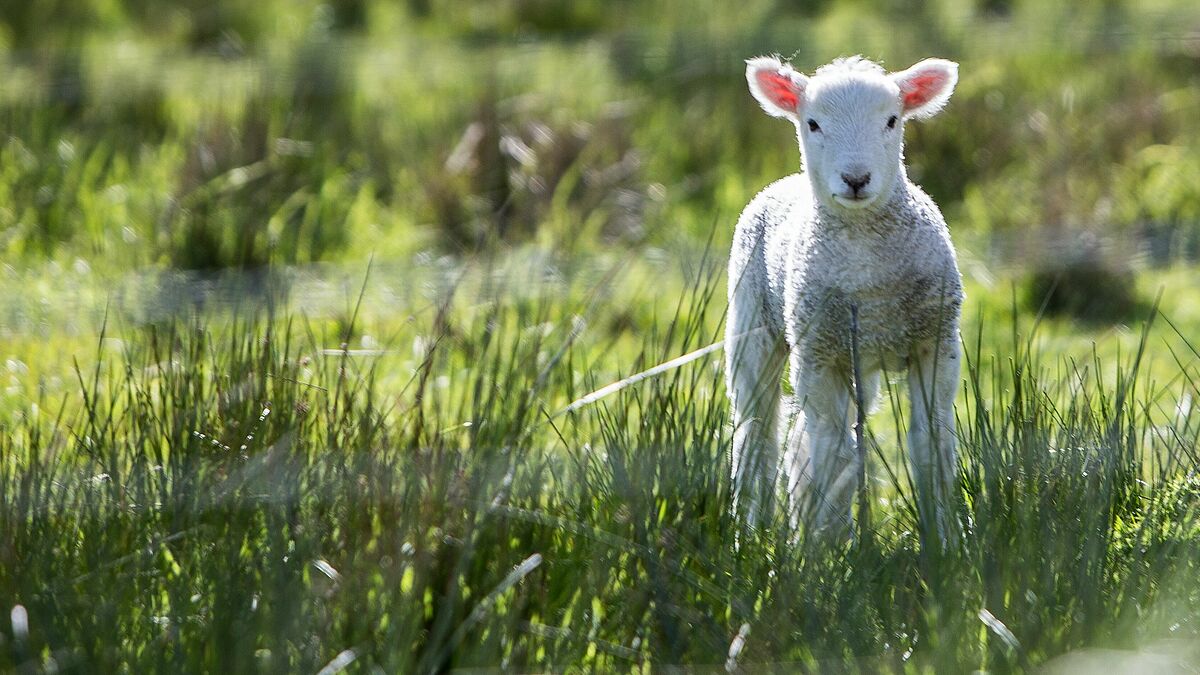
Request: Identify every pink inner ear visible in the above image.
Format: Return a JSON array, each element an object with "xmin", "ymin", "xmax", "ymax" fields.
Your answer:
[
  {"xmin": 756, "ymin": 70, "xmax": 800, "ymax": 110},
  {"xmin": 902, "ymin": 71, "xmax": 947, "ymax": 108}
]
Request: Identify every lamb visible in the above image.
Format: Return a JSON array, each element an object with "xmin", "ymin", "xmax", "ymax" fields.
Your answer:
[{"xmin": 726, "ymin": 55, "xmax": 964, "ymax": 539}]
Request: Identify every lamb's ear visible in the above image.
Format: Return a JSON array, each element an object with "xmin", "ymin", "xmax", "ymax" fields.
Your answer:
[
  {"xmin": 746, "ymin": 56, "xmax": 808, "ymax": 120},
  {"xmin": 892, "ymin": 58, "xmax": 958, "ymax": 119}
]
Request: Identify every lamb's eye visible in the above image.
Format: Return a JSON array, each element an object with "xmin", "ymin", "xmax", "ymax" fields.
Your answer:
[
  {"xmin": 807, "ymin": 119, "xmax": 820, "ymax": 132},
  {"xmin": 886, "ymin": 115, "xmax": 898, "ymax": 129}
]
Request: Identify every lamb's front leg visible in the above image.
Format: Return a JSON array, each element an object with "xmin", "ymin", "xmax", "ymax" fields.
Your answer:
[
  {"xmin": 907, "ymin": 338, "xmax": 962, "ymax": 543},
  {"xmin": 792, "ymin": 363, "xmax": 857, "ymax": 537}
]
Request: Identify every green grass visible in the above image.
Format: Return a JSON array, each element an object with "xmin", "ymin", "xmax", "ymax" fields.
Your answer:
[{"xmin": 2, "ymin": 253, "xmax": 1199, "ymax": 671}]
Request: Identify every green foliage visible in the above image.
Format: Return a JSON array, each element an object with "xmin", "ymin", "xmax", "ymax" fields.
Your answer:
[
  {"xmin": 1117, "ymin": 142, "xmax": 1200, "ymax": 261},
  {"xmin": 7, "ymin": 1, "xmax": 1200, "ymax": 270},
  {"xmin": 1021, "ymin": 237, "xmax": 1146, "ymax": 323},
  {"xmin": 0, "ymin": 0, "xmax": 121, "ymax": 50},
  {"xmin": 1, "ymin": 0, "xmax": 1199, "ymax": 269}
]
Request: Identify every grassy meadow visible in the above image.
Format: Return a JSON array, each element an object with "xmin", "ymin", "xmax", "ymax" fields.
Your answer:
[{"xmin": 3, "ymin": 0, "xmax": 1200, "ymax": 671}]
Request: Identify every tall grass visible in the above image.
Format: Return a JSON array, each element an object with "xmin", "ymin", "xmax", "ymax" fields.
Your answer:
[{"xmin": 2, "ymin": 258, "xmax": 1198, "ymax": 672}]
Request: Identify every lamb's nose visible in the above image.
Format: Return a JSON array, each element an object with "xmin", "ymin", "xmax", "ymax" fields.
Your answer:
[{"xmin": 841, "ymin": 172, "xmax": 871, "ymax": 195}]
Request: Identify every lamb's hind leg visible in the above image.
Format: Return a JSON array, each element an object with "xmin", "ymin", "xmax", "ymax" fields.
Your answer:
[{"xmin": 726, "ymin": 306, "xmax": 787, "ymax": 529}]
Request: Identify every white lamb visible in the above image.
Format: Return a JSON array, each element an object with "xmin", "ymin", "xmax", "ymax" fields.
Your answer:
[{"xmin": 726, "ymin": 55, "xmax": 963, "ymax": 538}]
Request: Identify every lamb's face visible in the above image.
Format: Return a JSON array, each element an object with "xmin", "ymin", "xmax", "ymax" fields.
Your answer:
[
  {"xmin": 799, "ymin": 75, "xmax": 903, "ymax": 209},
  {"xmin": 746, "ymin": 55, "xmax": 958, "ymax": 212}
]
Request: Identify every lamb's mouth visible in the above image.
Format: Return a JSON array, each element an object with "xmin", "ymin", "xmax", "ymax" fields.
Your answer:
[{"xmin": 832, "ymin": 193, "xmax": 875, "ymax": 209}]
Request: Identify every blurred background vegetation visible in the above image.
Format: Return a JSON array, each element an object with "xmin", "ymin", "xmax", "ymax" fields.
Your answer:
[{"xmin": 1, "ymin": 0, "xmax": 1198, "ymax": 289}]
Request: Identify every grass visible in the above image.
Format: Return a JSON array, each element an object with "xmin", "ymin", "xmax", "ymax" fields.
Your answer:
[{"xmin": 2, "ymin": 252, "xmax": 1199, "ymax": 672}]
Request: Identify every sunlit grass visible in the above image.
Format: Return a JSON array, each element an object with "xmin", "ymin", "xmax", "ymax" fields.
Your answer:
[{"xmin": 2, "ymin": 251, "xmax": 1199, "ymax": 671}]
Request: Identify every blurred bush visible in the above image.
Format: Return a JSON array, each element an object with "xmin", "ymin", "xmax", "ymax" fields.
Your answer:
[
  {"xmin": 426, "ymin": 90, "xmax": 652, "ymax": 249},
  {"xmin": 1021, "ymin": 234, "xmax": 1145, "ymax": 323},
  {"xmin": 0, "ymin": 1, "xmax": 119, "ymax": 51},
  {"xmin": 1117, "ymin": 143, "xmax": 1200, "ymax": 263}
]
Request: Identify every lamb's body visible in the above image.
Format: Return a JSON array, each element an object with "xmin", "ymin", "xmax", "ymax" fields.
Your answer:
[
  {"xmin": 728, "ymin": 55, "xmax": 964, "ymax": 537},
  {"xmin": 736, "ymin": 174, "xmax": 961, "ymax": 371}
]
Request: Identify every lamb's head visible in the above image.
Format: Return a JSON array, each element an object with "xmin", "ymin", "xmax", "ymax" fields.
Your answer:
[{"xmin": 746, "ymin": 55, "xmax": 957, "ymax": 211}]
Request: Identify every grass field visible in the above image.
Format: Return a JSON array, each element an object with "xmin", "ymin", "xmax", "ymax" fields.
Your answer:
[
  {"xmin": 3, "ymin": 0, "xmax": 1200, "ymax": 672},
  {"xmin": 3, "ymin": 252, "xmax": 1200, "ymax": 671}
]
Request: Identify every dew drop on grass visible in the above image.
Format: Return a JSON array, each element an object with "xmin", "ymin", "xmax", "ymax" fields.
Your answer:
[
  {"xmin": 312, "ymin": 559, "xmax": 340, "ymax": 582},
  {"xmin": 10, "ymin": 605, "xmax": 28, "ymax": 642},
  {"xmin": 725, "ymin": 622, "xmax": 750, "ymax": 671},
  {"xmin": 57, "ymin": 139, "xmax": 75, "ymax": 162}
]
